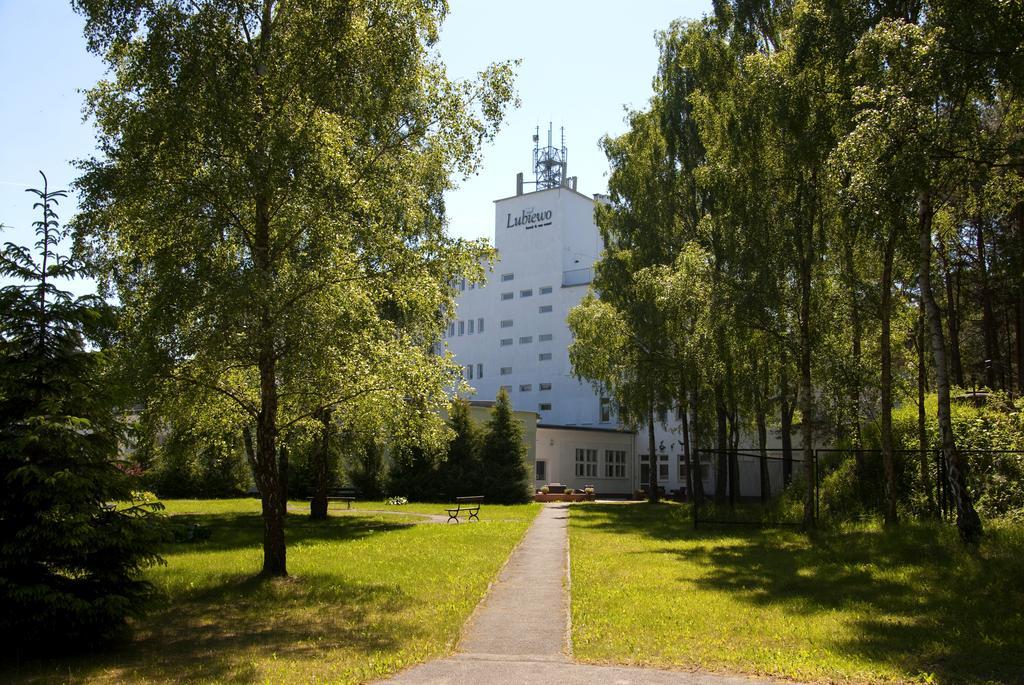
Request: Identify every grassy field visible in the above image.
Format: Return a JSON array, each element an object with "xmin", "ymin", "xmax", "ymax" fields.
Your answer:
[
  {"xmin": 6, "ymin": 498, "xmax": 540, "ymax": 684},
  {"xmin": 569, "ymin": 503, "xmax": 1024, "ymax": 684}
]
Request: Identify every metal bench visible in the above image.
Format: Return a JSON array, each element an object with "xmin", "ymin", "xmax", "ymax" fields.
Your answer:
[{"xmin": 446, "ymin": 495, "xmax": 484, "ymax": 523}]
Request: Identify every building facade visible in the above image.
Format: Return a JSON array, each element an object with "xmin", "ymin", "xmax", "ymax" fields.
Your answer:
[{"xmin": 441, "ymin": 147, "xmax": 695, "ymax": 497}]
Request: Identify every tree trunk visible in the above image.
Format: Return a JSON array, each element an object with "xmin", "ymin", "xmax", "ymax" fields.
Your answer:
[
  {"xmin": 780, "ymin": 361, "xmax": 794, "ymax": 486},
  {"xmin": 680, "ymin": 386, "xmax": 694, "ymax": 501},
  {"xmin": 688, "ymin": 388, "xmax": 705, "ymax": 503},
  {"xmin": 917, "ymin": 307, "xmax": 935, "ymax": 516},
  {"xmin": 880, "ymin": 230, "xmax": 898, "ymax": 527},
  {"xmin": 799, "ymin": 249, "xmax": 815, "ymax": 530},
  {"xmin": 977, "ymin": 221, "xmax": 1002, "ymax": 389},
  {"xmin": 940, "ymin": 238, "xmax": 965, "ymax": 387},
  {"xmin": 310, "ymin": 409, "xmax": 332, "ymax": 520},
  {"xmin": 1017, "ymin": 298, "xmax": 1024, "ymax": 394},
  {"xmin": 727, "ymin": 410, "xmax": 740, "ymax": 508},
  {"xmin": 843, "ymin": 241, "xmax": 866, "ymax": 502},
  {"xmin": 715, "ymin": 390, "xmax": 728, "ymax": 502},
  {"xmin": 918, "ymin": 192, "xmax": 982, "ymax": 543},
  {"xmin": 647, "ymin": 403, "xmax": 659, "ymax": 504}
]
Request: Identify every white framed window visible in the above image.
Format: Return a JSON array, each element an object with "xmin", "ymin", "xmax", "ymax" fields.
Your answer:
[
  {"xmin": 519, "ymin": 336, "xmax": 533, "ymax": 344},
  {"xmin": 501, "ymin": 273, "xmax": 514, "ymax": 282},
  {"xmin": 500, "ymin": 338, "xmax": 513, "ymax": 346},
  {"xmin": 539, "ymin": 333, "xmax": 553, "ymax": 342},
  {"xmin": 500, "ymin": 384, "xmax": 512, "ymax": 392},
  {"xmin": 640, "ymin": 454, "xmax": 670, "ymax": 483},
  {"xmin": 539, "ymin": 352, "xmax": 552, "ymax": 361},
  {"xmin": 501, "ymin": 292, "xmax": 513, "ymax": 301},
  {"xmin": 500, "ymin": 367, "xmax": 513, "ymax": 376},
  {"xmin": 519, "ymin": 384, "xmax": 532, "ymax": 392},
  {"xmin": 448, "ymin": 322, "xmax": 455, "ymax": 337},
  {"xmin": 539, "ymin": 286, "xmax": 553, "ymax": 295},
  {"xmin": 575, "ymin": 448, "xmax": 598, "ymax": 477},
  {"xmin": 501, "ymin": 319, "xmax": 513, "ymax": 328},
  {"xmin": 539, "ymin": 305, "xmax": 553, "ymax": 313},
  {"xmin": 605, "ymin": 450, "xmax": 626, "ymax": 478},
  {"xmin": 600, "ymin": 397, "xmax": 612, "ymax": 423},
  {"xmin": 539, "ymin": 382, "xmax": 552, "ymax": 391},
  {"xmin": 520, "ymin": 289, "xmax": 533, "ymax": 298},
  {"xmin": 536, "ymin": 460, "xmax": 547, "ymax": 480},
  {"xmin": 468, "ymin": 319, "xmax": 474, "ymax": 334},
  {"xmin": 478, "ymin": 317, "xmax": 484, "ymax": 332},
  {"xmin": 466, "ymin": 365, "xmax": 473, "ymax": 380},
  {"xmin": 539, "ymin": 402, "xmax": 552, "ymax": 411},
  {"xmin": 458, "ymin": 321, "xmax": 465, "ymax": 336},
  {"xmin": 476, "ymin": 363, "xmax": 483, "ymax": 378}
]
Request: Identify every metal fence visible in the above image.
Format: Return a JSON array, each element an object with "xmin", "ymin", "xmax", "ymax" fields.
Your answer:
[{"xmin": 691, "ymin": 447, "xmax": 1024, "ymax": 528}]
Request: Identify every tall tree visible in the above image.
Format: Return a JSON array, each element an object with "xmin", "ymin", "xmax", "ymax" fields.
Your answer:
[
  {"xmin": 73, "ymin": 0, "xmax": 516, "ymax": 575},
  {"xmin": 0, "ymin": 175, "xmax": 164, "ymax": 649},
  {"xmin": 478, "ymin": 389, "xmax": 531, "ymax": 504}
]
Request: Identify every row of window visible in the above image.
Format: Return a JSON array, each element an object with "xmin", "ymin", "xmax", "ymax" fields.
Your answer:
[
  {"xmin": 640, "ymin": 454, "xmax": 709, "ymax": 482},
  {"xmin": 574, "ymin": 449, "xmax": 628, "ymax": 478},
  {"xmin": 446, "ymin": 317, "xmax": 485, "ymax": 338},
  {"xmin": 464, "ymin": 363, "xmax": 483, "ymax": 380}
]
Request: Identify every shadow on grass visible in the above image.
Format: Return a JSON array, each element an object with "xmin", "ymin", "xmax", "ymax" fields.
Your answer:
[
  {"xmin": 1, "ymin": 513, "xmax": 425, "ymax": 684},
  {"xmin": 164, "ymin": 509, "xmax": 415, "ymax": 554},
  {"xmin": 574, "ymin": 503, "xmax": 1024, "ymax": 684}
]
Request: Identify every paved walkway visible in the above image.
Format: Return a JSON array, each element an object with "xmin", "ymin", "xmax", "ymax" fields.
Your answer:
[{"xmin": 375, "ymin": 503, "xmax": 781, "ymax": 685}]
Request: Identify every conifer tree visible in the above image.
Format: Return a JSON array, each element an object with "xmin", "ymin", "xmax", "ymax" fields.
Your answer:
[
  {"xmin": 439, "ymin": 397, "xmax": 482, "ymax": 499},
  {"xmin": 479, "ymin": 389, "xmax": 531, "ymax": 504},
  {"xmin": 0, "ymin": 174, "xmax": 164, "ymax": 651}
]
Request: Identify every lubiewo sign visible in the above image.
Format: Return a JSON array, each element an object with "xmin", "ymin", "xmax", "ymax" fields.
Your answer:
[{"xmin": 505, "ymin": 208, "xmax": 553, "ymax": 230}]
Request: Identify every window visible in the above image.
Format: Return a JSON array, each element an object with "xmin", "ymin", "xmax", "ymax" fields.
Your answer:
[
  {"xmin": 500, "ymin": 385, "xmax": 512, "ymax": 393},
  {"xmin": 519, "ymin": 336, "xmax": 533, "ymax": 344},
  {"xmin": 539, "ymin": 333, "xmax": 553, "ymax": 342},
  {"xmin": 540, "ymin": 286, "xmax": 553, "ymax": 295},
  {"xmin": 501, "ymin": 292, "xmax": 513, "ymax": 301},
  {"xmin": 476, "ymin": 363, "xmax": 483, "ymax": 378},
  {"xmin": 539, "ymin": 352, "xmax": 552, "ymax": 361},
  {"xmin": 605, "ymin": 450, "xmax": 626, "ymax": 478},
  {"xmin": 458, "ymin": 320, "xmax": 465, "ymax": 336},
  {"xmin": 500, "ymin": 367, "xmax": 513, "ymax": 376},
  {"xmin": 539, "ymin": 382, "xmax": 552, "ymax": 391},
  {"xmin": 539, "ymin": 305, "xmax": 553, "ymax": 313},
  {"xmin": 448, "ymin": 322, "xmax": 455, "ymax": 337},
  {"xmin": 519, "ymin": 384, "xmax": 532, "ymax": 392},
  {"xmin": 536, "ymin": 460, "xmax": 547, "ymax": 480},
  {"xmin": 539, "ymin": 402, "xmax": 552, "ymax": 411},
  {"xmin": 575, "ymin": 448, "xmax": 598, "ymax": 477},
  {"xmin": 520, "ymin": 289, "xmax": 533, "ymax": 298},
  {"xmin": 466, "ymin": 365, "xmax": 473, "ymax": 380},
  {"xmin": 599, "ymin": 397, "xmax": 612, "ymax": 423},
  {"xmin": 676, "ymin": 405, "xmax": 684, "ymax": 420},
  {"xmin": 460, "ymin": 278, "xmax": 466, "ymax": 291},
  {"xmin": 640, "ymin": 454, "xmax": 669, "ymax": 482},
  {"xmin": 468, "ymin": 319, "xmax": 474, "ymax": 334},
  {"xmin": 500, "ymin": 338, "xmax": 513, "ymax": 347},
  {"xmin": 658, "ymin": 408, "xmax": 668, "ymax": 424},
  {"xmin": 478, "ymin": 317, "xmax": 484, "ymax": 332},
  {"xmin": 501, "ymin": 319, "xmax": 513, "ymax": 328},
  {"xmin": 679, "ymin": 457, "xmax": 705, "ymax": 480},
  {"xmin": 501, "ymin": 273, "xmax": 514, "ymax": 282}
]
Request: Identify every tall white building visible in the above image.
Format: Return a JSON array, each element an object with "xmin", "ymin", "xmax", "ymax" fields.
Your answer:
[{"xmin": 442, "ymin": 128, "xmax": 692, "ymax": 497}]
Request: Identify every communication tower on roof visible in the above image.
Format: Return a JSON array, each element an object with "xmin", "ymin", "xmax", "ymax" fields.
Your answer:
[{"xmin": 515, "ymin": 123, "xmax": 577, "ymax": 195}]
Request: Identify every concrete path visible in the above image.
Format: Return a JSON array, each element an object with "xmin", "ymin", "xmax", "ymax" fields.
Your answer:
[{"xmin": 375, "ymin": 503, "xmax": 781, "ymax": 685}]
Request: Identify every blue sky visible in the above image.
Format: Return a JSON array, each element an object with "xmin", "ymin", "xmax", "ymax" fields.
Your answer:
[{"xmin": 0, "ymin": 0, "xmax": 710, "ymax": 293}]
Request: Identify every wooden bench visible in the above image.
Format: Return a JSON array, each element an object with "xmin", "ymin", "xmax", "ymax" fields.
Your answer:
[
  {"xmin": 446, "ymin": 496, "xmax": 484, "ymax": 523},
  {"xmin": 307, "ymin": 488, "xmax": 358, "ymax": 511}
]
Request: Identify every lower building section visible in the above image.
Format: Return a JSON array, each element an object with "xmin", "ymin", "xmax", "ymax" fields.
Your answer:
[{"xmin": 534, "ymin": 425, "xmax": 637, "ymax": 497}]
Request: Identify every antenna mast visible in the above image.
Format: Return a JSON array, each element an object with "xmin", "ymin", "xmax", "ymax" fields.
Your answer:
[{"xmin": 532, "ymin": 122, "xmax": 568, "ymax": 190}]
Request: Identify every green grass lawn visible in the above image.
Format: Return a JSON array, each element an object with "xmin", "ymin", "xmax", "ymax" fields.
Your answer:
[
  {"xmin": 6, "ymin": 498, "xmax": 540, "ymax": 684},
  {"xmin": 569, "ymin": 503, "xmax": 1024, "ymax": 684}
]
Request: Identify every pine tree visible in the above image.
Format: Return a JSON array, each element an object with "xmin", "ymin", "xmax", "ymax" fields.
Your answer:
[
  {"xmin": 479, "ymin": 389, "xmax": 531, "ymax": 504},
  {"xmin": 438, "ymin": 398, "xmax": 482, "ymax": 499},
  {"xmin": 0, "ymin": 174, "xmax": 165, "ymax": 651}
]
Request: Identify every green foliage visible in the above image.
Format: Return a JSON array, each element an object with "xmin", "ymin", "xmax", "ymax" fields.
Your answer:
[
  {"xmin": 478, "ymin": 389, "xmax": 531, "ymax": 504},
  {"xmin": 0, "ymin": 176, "xmax": 165, "ymax": 651},
  {"xmin": 142, "ymin": 426, "xmax": 251, "ymax": 499},
  {"xmin": 437, "ymin": 397, "xmax": 482, "ymax": 499},
  {"xmin": 386, "ymin": 443, "xmax": 442, "ymax": 502},
  {"xmin": 345, "ymin": 436, "xmax": 386, "ymax": 500}
]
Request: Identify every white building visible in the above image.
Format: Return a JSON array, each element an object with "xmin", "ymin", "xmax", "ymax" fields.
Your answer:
[{"xmin": 442, "ymin": 131, "xmax": 694, "ymax": 497}]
